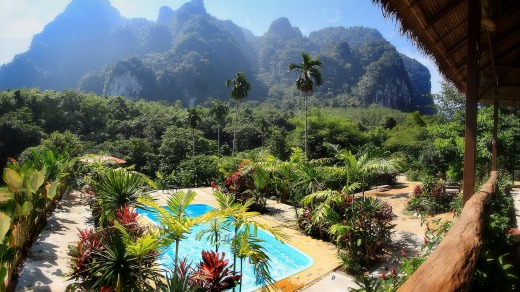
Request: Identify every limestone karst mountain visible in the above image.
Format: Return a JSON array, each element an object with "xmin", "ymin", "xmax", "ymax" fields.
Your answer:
[{"xmin": 0, "ymin": 0, "xmax": 432, "ymax": 113}]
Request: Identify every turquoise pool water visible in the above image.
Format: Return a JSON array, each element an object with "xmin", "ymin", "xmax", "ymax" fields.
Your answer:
[{"xmin": 138, "ymin": 204, "xmax": 314, "ymax": 292}]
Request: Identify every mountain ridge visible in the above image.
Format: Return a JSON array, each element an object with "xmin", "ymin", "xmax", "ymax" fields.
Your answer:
[{"xmin": 0, "ymin": 0, "xmax": 432, "ymax": 113}]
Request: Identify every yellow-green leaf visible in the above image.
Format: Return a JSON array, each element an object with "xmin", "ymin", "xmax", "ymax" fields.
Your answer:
[
  {"xmin": 47, "ymin": 181, "xmax": 59, "ymax": 200},
  {"xmin": 29, "ymin": 170, "xmax": 45, "ymax": 194},
  {"xmin": 14, "ymin": 204, "xmax": 22, "ymax": 218},
  {"xmin": 0, "ymin": 266, "xmax": 7, "ymax": 282},
  {"xmin": 4, "ymin": 168, "xmax": 22, "ymax": 193},
  {"xmin": 22, "ymin": 201, "xmax": 33, "ymax": 216},
  {"xmin": 68, "ymin": 157, "xmax": 78, "ymax": 168},
  {"xmin": 0, "ymin": 212, "xmax": 11, "ymax": 242}
]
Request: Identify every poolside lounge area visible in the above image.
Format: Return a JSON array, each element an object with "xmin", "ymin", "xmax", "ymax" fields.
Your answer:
[{"xmin": 15, "ymin": 188, "xmax": 342, "ymax": 291}]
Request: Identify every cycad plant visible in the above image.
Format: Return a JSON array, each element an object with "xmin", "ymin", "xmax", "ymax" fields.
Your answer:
[
  {"xmin": 93, "ymin": 168, "xmax": 149, "ymax": 227},
  {"xmin": 86, "ymin": 230, "xmax": 163, "ymax": 292},
  {"xmin": 67, "ymin": 207, "xmax": 163, "ymax": 292},
  {"xmin": 162, "ymin": 260, "xmax": 203, "ymax": 292},
  {"xmin": 337, "ymin": 147, "xmax": 399, "ymax": 199}
]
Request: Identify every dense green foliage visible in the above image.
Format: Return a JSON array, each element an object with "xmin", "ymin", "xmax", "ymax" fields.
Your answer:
[{"xmin": 1, "ymin": 85, "xmax": 518, "ymax": 186}]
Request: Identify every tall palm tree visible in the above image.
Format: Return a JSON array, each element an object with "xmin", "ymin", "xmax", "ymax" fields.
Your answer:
[
  {"xmin": 186, "ymin": 107, "xmax": 202, "ymax": 157},
  {"xmin": 286, "ymin": 51, "xmax": 323, "ymax": 158},
  {"xmin": 210, "ymin": 100, "xmax": 229, "ymax": 160},
  {"xmin": 337, "ymin": 147, "xmax": 399, "ymax": 199},
  {"xmin": 212, "ymin": 190, "xmax": 286, "ymax": 292},
  {"xmin": 257, "ymin": 117, "xmax": 269, "ymax": 150},
  {"xmin": 225, "ymin": 71, "xmax": 251, "ymax": 156}
]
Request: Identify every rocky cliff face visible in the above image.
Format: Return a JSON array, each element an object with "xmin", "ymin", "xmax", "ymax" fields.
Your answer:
[
  {"xmin": 373, "ymin": 76, "xmax": 413, "ymax": 110},
  {"xmin": 105, "ymin": 72, "xmax": 143, "ymax": 98}
]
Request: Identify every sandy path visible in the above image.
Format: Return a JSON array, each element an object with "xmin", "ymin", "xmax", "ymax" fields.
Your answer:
[{"xmin": 15, "ymin": 191, "xmax": 93, "ymax": 291}]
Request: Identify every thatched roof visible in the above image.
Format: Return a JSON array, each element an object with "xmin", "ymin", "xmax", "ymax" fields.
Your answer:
[{"xmin": 373, "ymin": 0, "xmax": 520, "ymax": 105}]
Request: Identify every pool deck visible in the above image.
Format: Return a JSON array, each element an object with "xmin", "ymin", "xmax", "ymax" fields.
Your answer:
[{"xmin": 15, "ymin": 187, "xmax": 341, "ymax": 291}]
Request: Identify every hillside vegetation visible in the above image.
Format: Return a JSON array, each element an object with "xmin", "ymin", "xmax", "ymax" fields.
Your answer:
[{"xmin": 1, "ymin": 84, "xmax": 518, "ymax": 184}]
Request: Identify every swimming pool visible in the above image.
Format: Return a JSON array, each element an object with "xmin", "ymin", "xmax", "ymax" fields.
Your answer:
[{"xmin": 138, "ymin": 204, "xmax": 314, "ymax": 292}]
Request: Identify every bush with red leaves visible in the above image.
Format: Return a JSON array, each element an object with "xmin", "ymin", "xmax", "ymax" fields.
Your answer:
[{"xmin": 193, "ymin": 250, "xmax": 241, "ymax": 291}]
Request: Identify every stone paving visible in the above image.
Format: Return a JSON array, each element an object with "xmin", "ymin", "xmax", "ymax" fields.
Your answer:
[{"xmin": 15, "ymin": 191, "xmax": 93, "ymax": 291}]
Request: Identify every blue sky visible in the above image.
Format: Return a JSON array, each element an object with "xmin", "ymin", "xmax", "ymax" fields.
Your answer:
[{"xmin": 0, "ymin": 0, "xmax": 442, "ymax": 93}]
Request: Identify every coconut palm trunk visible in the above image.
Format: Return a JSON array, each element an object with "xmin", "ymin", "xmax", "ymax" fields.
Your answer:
[
  {"xmin": 192, "ymin": 128, "xmax": 195, "ymax": 157},
  {"xmin": 304, "ymin": 92, "xmax": 308, "ymax": 157},
  {"xmin": 217, "ymin": 125, "xmax": 221, "ymax": 160},
  {"xmin": 234, "ymin": 99, "xmax": 239, "ymax": 156},
  {"xmin": 226, "ymin": 71, "xmax": 251, "ymax": 157}
]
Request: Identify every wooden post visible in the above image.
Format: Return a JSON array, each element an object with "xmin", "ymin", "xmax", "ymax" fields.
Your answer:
[
  {"xmin": 462, "ymin": 0, "xmax": 480, "ymax": 205},
  {"xmin": 492, "ymin": 90, "xmax": 498, "ymax": 171}
]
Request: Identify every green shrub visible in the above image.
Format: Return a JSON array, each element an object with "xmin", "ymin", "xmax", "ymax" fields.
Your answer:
[
  {"xmin": 470, "ymin": 179, "xmax": 518, "ymax": 290},
  {"xmin": 407, "ymin": 178, "xmax": 458, "ymax": 215},
  {"xmin": 299, "ymin": 193, "xmax": 394, "ymax": 273},
  {"xmin": 405, "ymin": 169, "xmax": 421, "ymax": 182},
  {"xmin": 174, "ymin": 155, "xmax": 222, "ymax": 188}
]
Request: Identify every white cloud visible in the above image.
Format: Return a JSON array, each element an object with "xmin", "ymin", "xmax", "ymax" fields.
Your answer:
[
  {"xmin": 0, "ymin": 0, "xmax": 69, "ymax": 64},
  {"xmin": 0, "ymin": 37, "xmax": 32, "ymax": 64},
  {"xmin": 326, "ymin": 9, "xmax": 341, "ymax": 23}
]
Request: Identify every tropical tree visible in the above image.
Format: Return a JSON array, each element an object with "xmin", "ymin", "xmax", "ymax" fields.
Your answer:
[
  {"xmin": 337, "ymin": 147, "xmax": 399, "ymax": 199},
  {"xmin": 257, "ymin": 117, "xmax": 269, "ymax": 150},
  {"xmin": 232, "ymin": 225, "xmax": 272, "ymax": 292},
  {"xmin": 255, "ymin": 147, "xmax": 304, "ymax": 215},
  {"xmin": 196, "ymin": 216, "xmax": 228, "ymax": 253},
  {"xmin": 212, "ymin": 190, "xmax": 286, "ymax": 291},
  {"xmin": 286, "ymin": 51, "xmax": 323, "ymax": 158},
  {"xmin": 186, "ymin": 107, "xmax": 203, "ymax": 157},
  {"xmin": 210, "ymin": 100, "xmax": 229, "ymax": 159},
  {"xmin": 225, "ymin": 72, "xmax": 251, "ymax": 156},
  {"xmin": 138, "ymin": 190, "xmax": 216, "ymax": 267}
]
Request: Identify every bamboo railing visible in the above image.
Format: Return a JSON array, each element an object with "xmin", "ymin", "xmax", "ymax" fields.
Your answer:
[{"xmin": 398, "ymin": 171, "xmax": 498, "ymax": 291}]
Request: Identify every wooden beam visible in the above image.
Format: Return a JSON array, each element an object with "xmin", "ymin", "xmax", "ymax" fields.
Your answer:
[
  {"xmin": 427, "ymin": 0, "xmax": 464, "ymax": 26},
  {"xmin": 462, "ymin": 0, "xmax": 480, "ymax": 205}
]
